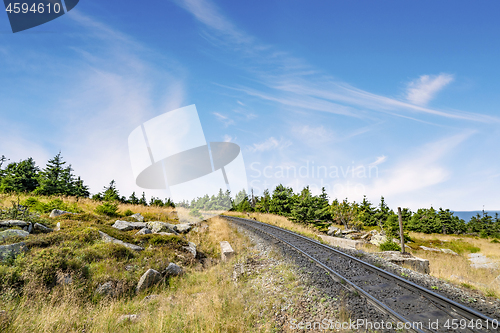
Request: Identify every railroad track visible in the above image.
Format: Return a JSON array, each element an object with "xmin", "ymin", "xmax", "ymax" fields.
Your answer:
[{"xmin": 224, "ymin": 216, "xmax": 499, "ymax": 333}]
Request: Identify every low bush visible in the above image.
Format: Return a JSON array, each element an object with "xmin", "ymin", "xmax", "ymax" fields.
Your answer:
[
  {"xmin": 379, "ymin": 239, "xmax": 401, "ymax": 252},
  {"xmin": 94, "ymin": 202, "xmax": 119, "ymax": 217}
]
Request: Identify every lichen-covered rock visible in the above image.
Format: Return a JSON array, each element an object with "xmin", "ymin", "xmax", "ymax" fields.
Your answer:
[
  {"xmin": 0, "ymin": 242, "xmax": 28, "ymax": 261},
  {"xmin": 136, "ymin": 269, "xmax": 162, "ymax": 293},
  {"xmin": 174, "ymin": 223, "xmax": 193, "ymax": 234},
  {"xmin": 131, "ymin": 213, "xmax": 144, "ymax": 222},
  {"xmin": 146, "ymin": 221, "xmax": 177, "ymax": 234},
  {"xmin": 95, "ymin": 281, "xmax": 116, "ymax": 297},
  {"xmin": 183, "ymin": 242, "xmax": 197, "ymax": 257},
  {"xmin": 327, "ymin": 225, "xmax": 340, "ymax": 236},
  {"xmin": 112, "ymin": 220, "xmax": 147, "ymax": 231},
  {"xmin": 49, "ymin": 209, "xmax": 73, "ymax": 218},
  {"xmin": 0, "ymin": 220, "xmax": 29, "ymax": 228},
  {"xmin": 135, "ymin": 228, "xmax": 152, "ymax": 236},
  {"xmin": 163, "ymin": 263, "xmax": 183, "ymax": 277},
  {"xmin": 0, "ymin": 229, "xmax": 29, "ymax": 241},
  {"xmin": 34, "ymin": 223, "xmax": 53, "ymax": 233},
  {"xmin": 98, "ymin": 231, "xmax": 144, "ymax": 251}
]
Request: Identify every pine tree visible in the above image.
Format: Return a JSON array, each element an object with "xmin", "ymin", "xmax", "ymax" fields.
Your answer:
[
  {"xmin": 290, "ymin": 186, "xmax": 315, "ymax": 224},
  {"xmin": 139, "ymin": 192, "xmax": 148, "ymax": 206},
  {"xmin": 102, "ymin": 180, "xmax": 120, "ymax": 201},
  {"xmin": 269, "ymin": 184, "xmax": 295, "ymax": 216},
  {"xmin": 128, "ymin": 192, "xmax": 139, "ymax": 205},
  {"xmin": 255, "ymin": 189, "xmax": 271, "ymax": 213},
  {"xmin": 0, "ymin": 158, "xmax": 39, "ymax": 193}
]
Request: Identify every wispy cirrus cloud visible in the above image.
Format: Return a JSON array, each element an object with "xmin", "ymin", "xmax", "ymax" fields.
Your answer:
[
  {"xmin": 248, "ymin": 137, "xmax": 292, "ymax": 152},
  {"xmin": 406, "ymin": 73, "xmax": 454, "ymax": 106},
  {"xmin": 175, "ymin": 0, "xmax": 499, "ymax": 124},
  {"xmin": 213, "ymin": 112, "xmax": 235, "ymax": 126}
]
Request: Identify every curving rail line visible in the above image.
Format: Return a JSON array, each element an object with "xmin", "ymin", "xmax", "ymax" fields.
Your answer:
[{"xmin": 224, "ymin": 216, "xmax": 499, "ymax": 333}]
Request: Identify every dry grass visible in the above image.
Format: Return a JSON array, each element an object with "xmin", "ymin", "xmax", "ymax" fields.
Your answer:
[
  {"xmin": 1, "ymin": 209, "xmax": 311, "ymax": 332},
  {"xmin": 223, "ymin": 212, "xmax": 321, "ymax": 241}
]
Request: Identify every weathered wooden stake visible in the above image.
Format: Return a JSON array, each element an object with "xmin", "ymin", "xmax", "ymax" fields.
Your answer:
[{"xmin": 398, "ymin": 207, "xmax": 405, "ymax": 254}]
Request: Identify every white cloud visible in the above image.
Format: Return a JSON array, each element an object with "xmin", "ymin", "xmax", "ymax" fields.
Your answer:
[
  {"xmin": 213, "ymin": 112, "xmax": 235, "ymax": 126},
  {"xmin": 406, "ymin": 74, "xmax": 454, "ymax": 106},
  {"xmin": 223, "ymin": 134, "xmax": 234, "ymax": 142},
  {"xmin": 248, "ymin": 137, "xmax": 292, "ymax": 152},
  {"xmin": 237, "ymin": 100, "xmax": 244, "ymax": 106},
  {"xmin": 293, "ymin": 125, "xmax": 334, "ymax": 142},
  {"xmin": 176, "ymin": 1, "xmax": 499, "ymax": 123},
  {"xmin": 370, "ymin": 156, "xmax": 387, "ymax": 166}
]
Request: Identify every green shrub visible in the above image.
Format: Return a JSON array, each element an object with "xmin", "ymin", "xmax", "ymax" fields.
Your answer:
[
  {"xmin": 136, "ymin": 234, "xmax": 188, "ymax": 249},
  {"xmin": 379, "ymin": 239, "xmax": 401, "ymax": 251},
  {"xmin": 491, "ymin": 239, "xmax": 499, "ymax": 244},
  {"xmin": 94, "ymin": 202, "xmax": 119, "ymax": 217},
  {"xmin": 123, "ymin": 209, "xmax": 134, "ymax": 216}
]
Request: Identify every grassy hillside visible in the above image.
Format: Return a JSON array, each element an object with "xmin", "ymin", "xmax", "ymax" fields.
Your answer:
[{"xmin": 0, "ymin": 194, "xmax": 320, "ymax": 332}]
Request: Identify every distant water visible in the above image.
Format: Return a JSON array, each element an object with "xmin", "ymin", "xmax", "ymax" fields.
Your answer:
[{"xmin": 452, "ymin": 211, "xmax": 500, "ymax": 221}]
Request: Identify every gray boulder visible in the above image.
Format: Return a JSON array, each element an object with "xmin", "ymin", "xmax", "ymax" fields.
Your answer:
[
  {"xmin": 112, "ymin": 220, "xmax": 147, "ymax": 231},
  {"xmin": 96, "ymin": 281, "xmax": 116, "ymax": 297},
  {"xmin": 327, "ymin": 225, "xmax": 340, "ymax": 236},
  {"xmin": 0, "ymin": 242, "xmax": 28, "ymax": 261},
  {"xmin": 147, "ymin": 221, "xmax": 178, "ymax": 234},
  {"xmin": 34, "ymin": 223, "xmax": 53, "ymax": 233},
  {"xmin": 135, "ymin": 228, "xmax": 152, "ymax": 236},
  {"xmin": 0, "ymin": 220, "xmax": 29, "ymax": 228},
  {"xmin": 163, "ymin": 263, "xmax": 183, "ymax": 277},
  {"xmin": 370, "ymin": 234, "xmax": 387, "ymax": 246},
  {"xmin": 441, "ymin": 248, "xmax": 458, "ymax": 255},
  {"xmin": 136, "ymin": 269, "xmax": 162, "ymax": 293},
  {"xmin": 157, "ymin": 232, "xmax": 174, "ymax": 236},
  {"xmin": 174, "ymin": 223, "xmax": 193, "ymax": 234},
  {"xmin": 98, "ymin": 231, "xmax": 144, "ymax": 251},
  {"xmin": 54, "ymin": 222, "xmax": 61, "ymax": 231},
  {"xmin": 0, "ymin": 229, "xmax": 29, "ymax": 241},
  {"xmin": 131, "ymin": 213, "xmax": 144, "ymax": 222},
  {"xmin": 118, "ymin": 314, "xmax": 139, "ymax": 323},
  {"xmin": 143, "ymin": 294, "xmax": 159, "ymax": 302},
  {"xmin": 183, "ymin": 242, "xmax": 197, "ymax": 257},
  {"xmin": 49, "ymin": 209, "xmax": 73, "ymax": 218}
]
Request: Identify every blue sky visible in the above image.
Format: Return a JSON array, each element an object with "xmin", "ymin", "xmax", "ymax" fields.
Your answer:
[{"xmin": 1, "ymin": 0, "xmax": 499, "ymax": 211}]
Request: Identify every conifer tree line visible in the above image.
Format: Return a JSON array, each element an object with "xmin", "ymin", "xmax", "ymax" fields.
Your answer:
[{"xmin": 1, "ymin": 153, "xmax": 499, "ymax": 237}]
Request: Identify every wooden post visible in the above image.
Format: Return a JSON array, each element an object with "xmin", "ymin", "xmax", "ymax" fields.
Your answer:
[{"xmin": 398, "ymin": 207, "xmax": 405, "ymax": 254}]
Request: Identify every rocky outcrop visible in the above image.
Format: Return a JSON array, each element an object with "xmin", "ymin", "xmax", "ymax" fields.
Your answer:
[
  {"xmin": 98, "ymin": 231, "xmax": 144, "ymax": 251},
  {"xmin": 0, "ymin": 242, "xmax": 28, "ymax": 261},
  {"xmin": 135, "ymin": 228, "xmax": 152, "ymax": 236},
  {"xmin": 419, "ymin": 246, "xmax": 440, "ymax": 252},
  {"xmin": 163, "ymin": 263, "xmax": 183, "ymax": 277},
  {"xmin": 112, "ymin": 220, "xmax": 147, "ymax": 231},
  {"xmin": 369, "ymin": 234, "xmax": 387, "ymax": 246},
  {"xmin": 146, "ymin": 221, "xmax": 178, "ymax": 234},
  {"xmin": 174, "ymin": 223, "xmax": 193, "ymax": 234},
  {"xmin": 0, "ymin": 220, "xmax": 29, "ymax": 228},
  {"xmin": 327, "ymin": 225, "xmax": 341, "ymax": 236},
  {"xmin": 34, "ymin": 223, "xmax": 53, "ymax": 233},
  {"xmin": 131, "ymin": 213, "xmax": 144, "ymax": 222},
  {"xmin": 376, "ymin": 251, "xmax": 430, "ymax": 274},
  {"xmin": 136, "ymin": 269, "xmax": 162, "ymax": 293},
  {"xmin": 0, "ymin": 229, "xmax": 29, "ymax": 241},
  {"xmin": 183, "ymin": 242, "xmax": 197, "ymax": 257},
  {"xmin": 49, "ymin": 209, "xmax": 73, "ymax": 218},
  {"xmin": 95, "ymin": 281, "xmax": 116, "ymax": 297}
]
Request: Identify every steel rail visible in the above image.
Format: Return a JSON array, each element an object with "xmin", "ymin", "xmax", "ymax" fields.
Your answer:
[{"xmin": 225, "ymin": 215, "xmax": 499, "ymax": 332}]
